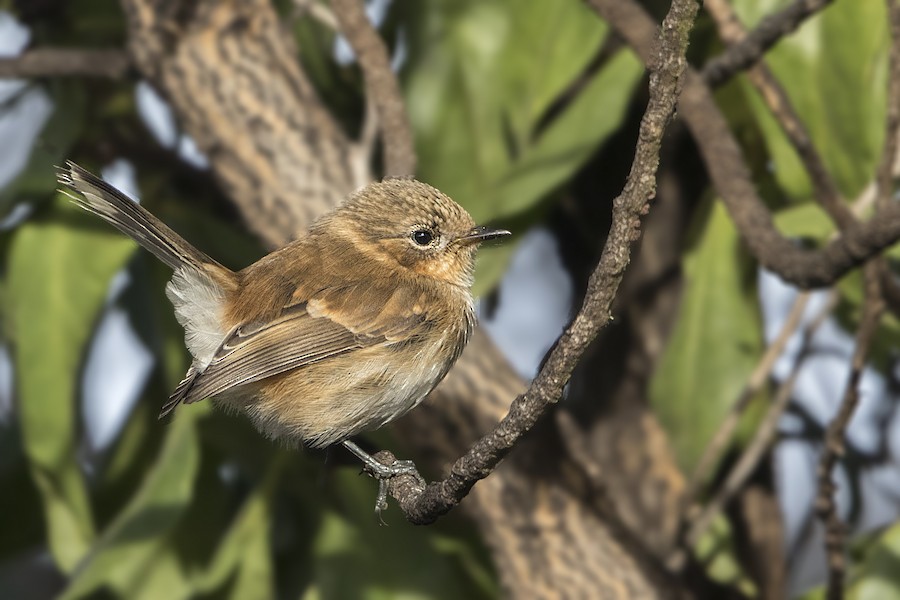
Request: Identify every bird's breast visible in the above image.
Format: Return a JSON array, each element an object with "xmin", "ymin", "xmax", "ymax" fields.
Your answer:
[{"xmin": 236, "ymin": 318, "xmax": 469, "ymax": 448}]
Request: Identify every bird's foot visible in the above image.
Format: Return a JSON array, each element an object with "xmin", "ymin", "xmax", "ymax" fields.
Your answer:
[{"xmin": 341, "ymin": 440, "xmax": 424, "ymax": 523}]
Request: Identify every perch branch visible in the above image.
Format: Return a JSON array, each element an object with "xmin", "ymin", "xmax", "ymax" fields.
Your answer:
[{"xmin": 378, "ymin": 0, "xmax": 701, "ymax": 525}]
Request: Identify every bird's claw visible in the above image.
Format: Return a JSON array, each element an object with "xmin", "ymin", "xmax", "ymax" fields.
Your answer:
[{"xmin": 342, "ymin": 440, "xmax": 424, "ymax": 521}]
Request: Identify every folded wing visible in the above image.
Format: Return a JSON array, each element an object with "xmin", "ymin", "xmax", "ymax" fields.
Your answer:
[
  {"xmin": 161, "ymin": 302, "xmax": 374, "ymax": 416},
  {"xmin": 160, "ymin": 282, "xmax": 433, "ymax": 418}
]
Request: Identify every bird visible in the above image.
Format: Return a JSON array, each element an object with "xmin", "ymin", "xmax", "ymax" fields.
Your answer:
[{"xmin": 57, "ymin": 161, "xmax": 509, "ymax": 512}]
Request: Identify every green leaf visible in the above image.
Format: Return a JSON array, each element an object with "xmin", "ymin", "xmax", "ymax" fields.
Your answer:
[
  {"xmin": 650, "ymin": 200, "xmax": 764, "ymax": 471},
  {"xmin": 0, "ymin": 428, "xmax": 44, "ymax": 560},
  {"xmin": 799, "ymin": 522, "xmax": 900, "ymax": 600},
  {"xmin": 304, "ymin": 469, "xmax": 496, "ymax": 600},
  {"xmin": 694, "ymin": 514, "xmax": 757, "ymax": 597},
  {"xmin": 773, "ymin": 203, "xmax": 835, "ymax": 241},
  {"xmin": 848, "ymin": 521, "xmax": 900, "ymax": 600},
  {"xmin": 60, "ymin": 411, "xmax": 201, "ymax": 600},
  {"xmin": 733, "ymin": 0, "xmax": 888, "ymax": 200},
  {"xmin": 7, "ymin": 197, "xmax": 136, "ymax": 572},
  {"xmin": 194, "ymin": 461, "xmax": 281, "ymax": 598},
  {"xmin": 404, "ymin": 0, "xmax": 642, "ymax": 291},
  {"xmin": 472, "ymin": 242, "xmax": 516, "ymax": 298},
  {"xmin": 493, "ymin": 50, "xmax": 643, "ymax": 220}
]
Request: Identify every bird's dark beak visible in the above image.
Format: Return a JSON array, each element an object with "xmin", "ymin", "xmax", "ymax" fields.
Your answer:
[{"xmin": 456, "ymin": 225, "xmax": 511, "ymax": 245}]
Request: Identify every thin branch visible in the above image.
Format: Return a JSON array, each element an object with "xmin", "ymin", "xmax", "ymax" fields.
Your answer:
[
  {"xmin": 877, "ymin": 0, "xmax": 900, "ymax": 213},
  {"xmin": 331, "ymin": 0, "xmax": 417, "ymax": 177},
  {"xmin": 292, "ymin": 0, "xmax": 340, "ymax": 30},
  {"xmin": 815, "ymin": 5, "xmax": 898, "ymax": 596},
  {"xmin": 685, "ymin": 291, "xmax": 812, "ymax": 502},
  {"xmin": 350, "ymin": 85, "xmax": 381, "ymax": 189},
  {"xmin": 702, "ymin": 0, "xmax": 836, "ymax": 87},
  {"xmin": 667, "ymin": 290, "xmax": 839, "ymax": 570},
  {"xmin": 291, "ymin": 0, "xmax": 373, "ymax": 189},
  {"xmin": 704, "ymin": 0, "xmax": 850, "ymax": 228},
  {"xmin": 706, "ymin": 0, "xmax": 900, "ymax": 316},
  {"xmin": 374, "ymin": 0, "xmax": 701, "ymax": 525},
  {"xmin": 589, "ymin": 0, "xmax": 900, "ymax": 289},
  {"xmin": 875, "ymin": 0, "xmax": 900, "ymax": 324},
  {"xmin": 0, "ymin": 49, "xmax": 130, "ymax": 79},
  {"xmin": 816, "ymin": 268, "xmax": 885, "ymax": 600}
]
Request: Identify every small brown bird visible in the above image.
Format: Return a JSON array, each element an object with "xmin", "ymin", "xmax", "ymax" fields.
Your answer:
[{"xmin": 58, "ymin": 161, "xmax": 508, "ymax": 507}]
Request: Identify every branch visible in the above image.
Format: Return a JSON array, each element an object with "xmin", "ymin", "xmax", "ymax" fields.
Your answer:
[
  {"xmin": 706, "ymin": 0, "xmax": 900, "ymax": 316},
  {"xmin": 685, "ymin": 290, "xmax": 811, "ymax": 503},
  {"xmin": 816, "ymin": 268, "xmax": 884, "ymax": 600},
  {"xmin": 377, "ymin": 0, "xmax": 701, "ymax": 525},
  {"xmin": 331, "ymin": 0, "xmax": 417, "ymax": 177},
  {"xmin": 702, "ymin": 0, "xmax": 836, "ymax": 87},
  {"xmin": 292, "ymin": 0, "xmax": 339, "ymax": 30},
  {"xmin": 816, "ymin": 5, "xmax": 898, "ymax": 597},
  {"xmin": 589, "ymin": 0, "xmax": 900, "ymax": 289},
  {"xmin": 704, "ymin": 0, "xmax": 849, "ymax": 227},
  {"xmin": 0, "ymin": 49, "xmax": 130, "ymax": 79},
  {"xmin": 668, "ymin": 290, "xmax": 839, "ymax": 570},
  {"xmin": 877, "ymin": 0, "xmax": 900, "ymax": 213},
  {"xmin": 874, "ymin": 1, "xmax": 900, "ymax": 314}
]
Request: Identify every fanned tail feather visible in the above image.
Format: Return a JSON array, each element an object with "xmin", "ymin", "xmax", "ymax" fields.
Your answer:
[{"xmin": 57, "ymin": 160, "xmax": 222, "ymax": 273}]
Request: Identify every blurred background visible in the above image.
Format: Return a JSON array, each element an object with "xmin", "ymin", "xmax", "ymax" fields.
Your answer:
[{"xmin": 1, "ymin": 0, "xmax": 900, "ymax": 598}]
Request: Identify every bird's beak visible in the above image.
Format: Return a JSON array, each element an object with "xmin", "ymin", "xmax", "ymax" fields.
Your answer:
[{"xmin": 456, "ymin": 225, "xmax": 512, "ymax": 245}]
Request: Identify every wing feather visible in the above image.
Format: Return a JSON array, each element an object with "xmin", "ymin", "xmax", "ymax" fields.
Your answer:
[
  {"xmin": 160, "ymin": 282, "xmax": 443, "ymax": 418},
  {"xmin": 161, "ymin": 303, "xmax": 369, "ymax": 416}
]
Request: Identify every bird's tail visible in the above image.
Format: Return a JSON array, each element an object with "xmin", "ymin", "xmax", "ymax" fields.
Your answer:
[{"xmin": 57, "ymin": 160, "xmax": 223, "ymax": 274}]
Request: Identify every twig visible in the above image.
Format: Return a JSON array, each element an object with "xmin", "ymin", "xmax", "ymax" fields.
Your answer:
[
  {"xmin": 685, "ymin": 291, "xmax": 812, "ymax": 502},
  {"xmin": 375, "ymin": 0, "xmax": 701, "ymax": 525},
  {"xmin": 0, "ymin": 49, "xmax": 130, "ymax": 79},
  {"xmin": 702, "ymin": 0, "xmax": 836, "ymax": 87},
  {"xmin": 706, "ymin": 0, "xmax": 900, "ymax": 319},
  {"xmin": 815, "ymin": 5, "xmax": 898, "ymax": 596},
  {"xmin": 704, "ymin": 0, "xmax": 850, "ymax": 228},
  {"xmin": 351, "ymin": 87, "xmax": 381, "ymax": 189},
  {"xmin": 667, "ymin": 290, "xmax": 839, "ymax": 570},
  {"xmin": 590, "ymin": 0, "xmax": 900, "ymax": 289},
  {"xmin": 816, "ymin": 268, "xmax": 885, "ymax": 600},
  {"xmin": 331, "ymin": 0, "xmax": 417, "ymax": 177},
  {"xmin": 873, "ymin": 1, "xmax": 900, "ymax": 313},
  {"xmin": 292, "ymin": 0, "xmax": 339, "ymax": 30},
  {"xmin": 877, "ymin": 0, "xmax": 900, "ymax": 213}
]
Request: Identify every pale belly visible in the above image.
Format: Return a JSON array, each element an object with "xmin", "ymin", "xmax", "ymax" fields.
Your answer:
[{"xmin": 216, "ymin": 337, "xmax": 456, "ymax": 448}]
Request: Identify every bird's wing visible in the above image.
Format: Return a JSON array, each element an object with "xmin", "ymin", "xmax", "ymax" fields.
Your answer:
[{"xmin": 160, "ymin": 283, "xmax": 431, "ymax": 417}]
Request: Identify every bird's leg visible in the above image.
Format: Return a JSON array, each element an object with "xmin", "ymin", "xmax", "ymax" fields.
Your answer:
[{"xmin": 341, "ymin": 440, "xmax": 423, "ymax": 522}]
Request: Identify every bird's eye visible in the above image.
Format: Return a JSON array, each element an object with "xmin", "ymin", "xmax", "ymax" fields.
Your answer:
[{"xmin": 412, "ymin": 229, "xmax": 434, "ymax": 246}]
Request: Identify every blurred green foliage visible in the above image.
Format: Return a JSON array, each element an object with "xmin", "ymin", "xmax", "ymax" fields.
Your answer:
[
  {"xmin": 2, "ymin": 0, "xmax": 900, "ymax": 598},
  {"xmin": 650, "ymin": 199, "xmax": 763, "ymax": 472}
]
